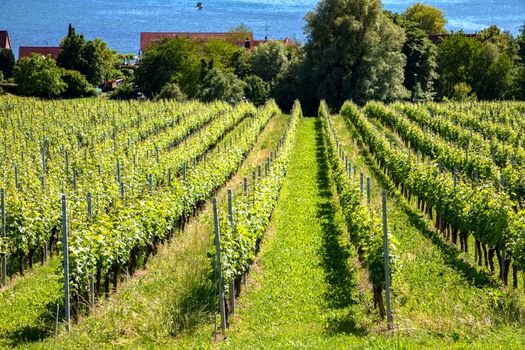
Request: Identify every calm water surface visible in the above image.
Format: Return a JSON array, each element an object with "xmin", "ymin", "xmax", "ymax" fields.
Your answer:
[{"xmin": 1, "ymin": 0, "xmax": 524, "ymax": 56}]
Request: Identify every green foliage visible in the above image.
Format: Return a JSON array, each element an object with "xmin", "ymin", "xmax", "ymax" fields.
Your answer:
[
  {"xmin": 202, "ymin": 39, "xmax": 242, "ymax": 72},
  {"xmin": 304, "ymin": 0, "xmax": 408, "ymax": 109},
  {"xmin": 0, "ymin": 48, "xmax": 15, "ymax": 79},
  {"xmin": 251, "ymin": 41, "xmax": 289, "ymax": 83},
  {"xmin": 92, "ymin": 38, "xmax": 123, "ymax": 81},
  {"xmin": 518, "ymin": 22, "xmax": 525, "ymax": 62},
  {"xmin": 60, "ymin": 69, "xmax": 96, "ymax": 98},
  {"xmin": 243, "ymin": 75, "xmax": 269, "ymax": 106},
  {"xmin": 404, "ymin": 2, "xmax": 447, "ymax": 34},
  {"xmin": 154, "ymin": 82, "xmax": 187, "ymax": 101},
  {"xmin": 450, "ymin": 82, "xmax": 476, "ymax": 101},
  {"xmin": 271, "ymin": 60, "xmax": 312, "ymax": 113},
  {"xmin": 478, "ymin": 25, "xmax": 518, "ymax": 58},
  {"xmin": 437, "ymin": 32, "xmax": 516, "ymax": 100},
  {"xmin": 389, "ymin": 12, "xmax": 437, "ymax": 100},
  {"xmin": 109, "ymin": 83, "xmax": 136, "ymax": 100},
  {"xmin": 230, "ymin": 49, "xmax": 252, "ymax": 79},
  {"xmin": 197, "ymin": 67, "xmax": 245, "ymax": 103},
  {"xmin": 14, "ymin": 54, "xmax": 66, "ymax": 98},
  {"xmin": 135, "ymin": 37, "xmax": 200, "ymax": 98},
  {"xmin": 57, "ymin": 24, "xmax": 115, "ymax": 86}
]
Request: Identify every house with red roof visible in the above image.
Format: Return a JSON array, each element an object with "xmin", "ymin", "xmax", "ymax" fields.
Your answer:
[
  {"xmin": 0, "ymin": 31, "xmax": 11, "ymax": 50},
  {"xmin": 140, "ymin": 32, "xmax": 254, "ymax": 52},
  {"xmin": 140, "ymin": 31, "xmax": 294, "ymax": 53},
  {"xmin": 19, "ymin": 46, "xmax": 61, "ymax": 60}
]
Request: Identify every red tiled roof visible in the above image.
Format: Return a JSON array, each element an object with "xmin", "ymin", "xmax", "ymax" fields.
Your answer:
[
  {"xmin": 19, "ymin": 46, "xmax": 61, "ymax": 60},
  {"xmin": 140, "ymin": 32, "xmax": 254, "ymax": 51},
  {"xmin": 0, "ymin": 31, "xmax": 10, "ymax": 49}
]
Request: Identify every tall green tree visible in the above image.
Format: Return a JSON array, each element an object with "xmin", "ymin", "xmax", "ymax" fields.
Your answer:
[
  {"xmin": 0, "ymin": 48, "xmax": 15, "ymax": 79},
  {"xmin": 388, "ymin": 12, "xmax": 437, "ymax": 100},
  {"xmin": 230, "ymin": 49, "xmax": 252, "ymax": 78},
  {"xmin": 518, "ymin": 22, "xmax": 525, "ymax": 62},
  {"xmin": 197, "ymin": 67, "xmax": 245, "ymax": 104},
  {"xmin": 135, "ymin": 37, "xmax": 200, "ymax": 98},
  {"xmin": 202, "ymin": 39, "xmax": 242, "ymax": 72},
  {"xmin": 437, "ymin": 34, "xmax": 485, "ymax": 97},
  {"xmin": 57, "ymin": 24, "xmax": 84, "ymax": 72},
  {"xmin": 404, "ymin": 3, "xmax": 447, "ymax": 34},
  {"xmin": 437, "ymin": 32, "xmax": 515, "ymax": 100},
  {"xmin": 14, "ymin": 55, "xmax": 66, "ymax": 98},
  {"xmin": 251, "ymin": 41, "xmax": 290, "ymax": 83},
  {"xmin": 57, "ymin": 24, "xmax": 113, "ymax": 86},
  {"xmin": 60, "ymin": 69, "xmax": 96, "ymax": 98},
  {"xmin": 303, "ymin": 0, "xmax": 408, "ymax": 110},
  {"xmin": 243, "ymin": 75, "xmax": 270, "ymax": 106}
]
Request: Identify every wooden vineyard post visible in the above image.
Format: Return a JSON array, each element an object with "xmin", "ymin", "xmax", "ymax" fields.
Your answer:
[
  {"xmin": 227, "ymin": 189, "xmax": 235, "ymax": 315},
  {"xmin": 61, "ymin": 194, "xmax": 71, "ymax": 333},
  {"xmin": 382, "ymin": 190, "xmax": 393, "ymax": 330},
  {"xmin": 1, "ymin": 189, "xmax": 6, "ymax": 287},
  {"xmin": 244, "ymin": 177, "xmax": 248, "ymax": 196},
  {"xmin": 212, "ymin": 198, "xmax": 227, "ymax": 331}
]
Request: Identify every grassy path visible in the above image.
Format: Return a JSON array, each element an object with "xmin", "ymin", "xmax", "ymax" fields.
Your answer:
[{"xmin": 217, "ymin": 118, "xmax": 360, "ymax": 349}]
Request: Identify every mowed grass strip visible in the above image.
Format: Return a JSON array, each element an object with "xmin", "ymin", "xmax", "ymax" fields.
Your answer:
[{"xmin": 221, "ymin": 118, "xmax": 360, "ymax": 349}]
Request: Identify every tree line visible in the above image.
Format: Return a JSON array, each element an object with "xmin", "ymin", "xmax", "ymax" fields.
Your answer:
[{"xmin": 0, "ymin": 1, "xmax": 524, "ymax": 113}]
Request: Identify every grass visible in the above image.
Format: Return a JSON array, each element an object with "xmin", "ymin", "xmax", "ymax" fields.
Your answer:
[{"xmin": 0, "ymin": 258, "xmax": 62, "ymax": 349}]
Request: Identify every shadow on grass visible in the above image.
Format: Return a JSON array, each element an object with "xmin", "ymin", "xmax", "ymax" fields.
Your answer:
[
  {"xmin": 313, "ymin": 118, "xmax": 367, "ymax": 336},
  {"xmin": 342, "ymin": 117, "xmax": 496, "ymax": 288},
  {"xmin": 169, "ymin": 271, "xmax": 217, "ymax": 337},
  {"xmin": 3, "ymin": 297, "xmax": 61, "ymax": 348}
]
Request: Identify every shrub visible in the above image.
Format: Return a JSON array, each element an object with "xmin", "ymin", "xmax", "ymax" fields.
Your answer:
[
  {"xmin": 14, "ymin": 54, "xmax": 66, "ymax": 98},
  {"xmin": 155, "ymin": 82, "xmax": 187, "ymax": 101},
  {"xmin": 109, "ymin": 83, "xmax": 136, "ymax": 100},
  {"xmin": 60, "ymin": 69, "xmax": 96, "ymax": 98},
  {"xmin": 243, "ymin": 75, "xmax": 269, "ymax": 106}
]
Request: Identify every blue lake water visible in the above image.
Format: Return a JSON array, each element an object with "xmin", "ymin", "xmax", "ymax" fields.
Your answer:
[{"xmin": 1, "ymin": 0, "xmax": 524, "ymax": 56}]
